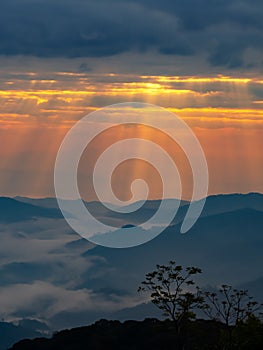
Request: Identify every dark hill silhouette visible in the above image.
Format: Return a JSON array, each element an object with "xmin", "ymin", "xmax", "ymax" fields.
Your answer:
[
  {"xmin": 8, "ymin": 318, "xmax": 232, "ymax": 350},
  {"xmin": 9, "ymin": 317, "xmax": 263, "ymax": 350}
]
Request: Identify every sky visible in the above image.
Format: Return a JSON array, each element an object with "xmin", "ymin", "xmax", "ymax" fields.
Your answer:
[
  {"xmin": 0, "ymin": 0, "xmax": 263, "ymax": 199},
  {"xmin": 0, "ymin": 0, "xmax": 263, "ymax": 330}
]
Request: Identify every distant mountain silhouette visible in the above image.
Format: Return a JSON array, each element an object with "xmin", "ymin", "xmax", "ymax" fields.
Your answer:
[
  {"xmin": 51, "ymin": 200, "xmax": 263, "ymax": 328},
  {"xmin": 14, "ymin": 192, "xmax": 263, "ymax": 227},
  {"xmin": 85, "ymin": 206, "xmax": 263, "ymax": 284},
  {"xmin": 0, "ymin": 197, "xmax": 62, "ymax": 222},
  {"xmin": 0, "ymin": 193, "xmax": 263, "ymax": 332}
]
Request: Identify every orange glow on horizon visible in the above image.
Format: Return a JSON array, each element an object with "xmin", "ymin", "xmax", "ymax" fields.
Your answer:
[{"xmin": 0, "ymin": 71, "xmax": 262, "ymax": 197}]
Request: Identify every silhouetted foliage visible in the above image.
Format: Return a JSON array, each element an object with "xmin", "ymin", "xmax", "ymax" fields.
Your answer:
[
  {"xmin": 200, "ymin": 284, "xmax": 263, "ymax": 349},
  {"xmin": 138, "ymin": 261, "xmax": 204, "ymax": 332},
  {"xmin": 8, "ymin": 262, "xmax": 263, "ymax": 350},
  {"xmin": 138, "ymin": 261, "xmax": 205, "ymax": 349},
  {"xmin": 231, "ymin": 315, "xmax": 263, "ymax": 349},
  {"xmin": 200, "ymin": 284, "xmax": 263, "ymax": 326}
]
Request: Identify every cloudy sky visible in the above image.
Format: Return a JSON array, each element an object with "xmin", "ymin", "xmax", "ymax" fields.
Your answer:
[
  {"xmin": 0, "ymin": 0, "xmax": 263, "ymax": 199},
  {"xmin": 0, "ymin": 0, "xmax": 263, "ymax": 330}
]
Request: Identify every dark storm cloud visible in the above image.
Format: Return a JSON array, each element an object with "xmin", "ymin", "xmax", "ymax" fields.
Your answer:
[
  {"xmin": 0, "ymin": 0, "xmax": 263, "ymax": 68},
  {"xmin": 0, "ymin": 0, "xmax": 182, "ymax": 57}
]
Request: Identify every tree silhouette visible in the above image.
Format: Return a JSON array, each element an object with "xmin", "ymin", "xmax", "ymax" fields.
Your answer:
[
  {"xmin": 200, "ymin": 284, "xmax": 263, "ymax": 349},
  {"xmin": 200, "ymin": 285, "xmax": 263, "ymax": 326},
  {"xmin": 138, "ymin": 261, "xmax": 204, "ymax": 336}
]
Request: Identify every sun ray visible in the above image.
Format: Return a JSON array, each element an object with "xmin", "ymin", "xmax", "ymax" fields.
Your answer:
[{"xmin": 1, "ymin": 71, "xmax": 263, "ymax": 197}]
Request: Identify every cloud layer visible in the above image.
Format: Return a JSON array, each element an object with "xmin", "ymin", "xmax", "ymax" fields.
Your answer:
[{"xmin": 0, "ymin": 0, "xmax": 263, "ymax": 68}]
